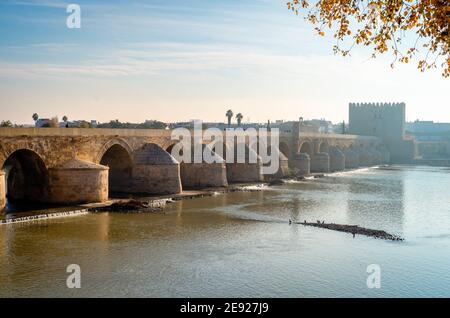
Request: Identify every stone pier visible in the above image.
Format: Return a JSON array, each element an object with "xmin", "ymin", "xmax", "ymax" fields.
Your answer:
[
  {"xmin": 310, "ymin": 153, "xmax": 330, "ymax": 173},
  {"xmin": 48, "ymin": 159, "xmax": 109, "ymax": 204},
  {"xmin": 130, "ymin": 144, "xmax": 182, "ymax": 195},
  {"xmin": 369, "ymin": 149, "xmax": 382, "ymax": 165},
  {"xmin": 226, "ymin": 162, "xmax": 263, "ymax": 183},
  {"xmin": 329, "ymin": 146, "xmax": 345, "ymax": 172},
  {"xmin": 358, "ymin": 148, "xmax": 373, "ymax": 166},
  {"xmin": 179, "ymin": 145, "xmax": 228, "ymax": 189},
  {"xmin": 181, "ymin": 162, "xmax": 228, "ymax": 188},
  {"xmin": 380, "ymin": 147, "xmax": 390, "ymax": 163},
  {"xmin": 343, "ymin": 148, "xmax": 359, "ymax": 169},
  {"xmin": 290, "ymin": 153, "xmax": 310, "ymax": 176},
  {"xmin": 269, "ymin": 151, "xmax": 290, "ymax": 178},
  {"xmin": 226, "ymin": 146, "xmax": 264, "ymax": 183}
]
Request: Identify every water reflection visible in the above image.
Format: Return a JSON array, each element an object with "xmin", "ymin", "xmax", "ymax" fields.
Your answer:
[
  {"xmin": 0, "ymin": 166, "xmax": 449, "ymax": 297},
  {"xmin": 344, "ymin": 170, "xmax": 405, "ymax": 234}
]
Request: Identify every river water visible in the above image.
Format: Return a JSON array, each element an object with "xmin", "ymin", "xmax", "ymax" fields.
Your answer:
[{"xmin": 1, "ymin": 165, "xmax": 449, "ymax": 297}]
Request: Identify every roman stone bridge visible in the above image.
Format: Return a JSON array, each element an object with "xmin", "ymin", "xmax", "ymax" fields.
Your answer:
[{"xmin": 0, "ymin": 125, "xmax": 387, "ymax": 210}]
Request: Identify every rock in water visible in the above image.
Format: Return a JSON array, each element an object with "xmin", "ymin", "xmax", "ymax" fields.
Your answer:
[{"xmin": 268, "ymin": 179, "xmax": 285, "ymax": 186}]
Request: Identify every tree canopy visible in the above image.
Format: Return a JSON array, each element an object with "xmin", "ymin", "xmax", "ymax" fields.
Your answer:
[
  {"xmin": 0, "ymin": 120, "xmax": 13, "ymax": 127},
  {"xmin": 96, "ymin": 120, "xmax": 167, "ymax": 129},
  {"xmin": 287, "ymin": 0, "xmax": 449, "ymax": 77}
]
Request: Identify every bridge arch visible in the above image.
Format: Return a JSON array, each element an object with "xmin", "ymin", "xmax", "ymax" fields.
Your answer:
[
  {"xmin": 299, "ymin": 141, "xmax": 313, "ymax": 156},
  {"xmin": 98, "ymin": 140, "xmax": 133, "ymax": 194},
  {"xmin": 95, "ymin": 138, "xmax": 133, "ymax": 164},
  {"xmin": 2, "ymin": 149, "xmax": 49, "ymax": 205},
  {"xmin": 318, "ymin": 141, "xmax": 329, "ymax": 153}
]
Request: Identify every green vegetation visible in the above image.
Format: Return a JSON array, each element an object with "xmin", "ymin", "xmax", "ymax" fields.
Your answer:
[
  {"xmin": 97, "ymin": 120, "xmax": 167, "ymax": 129},
  {"xmin": 0, "ymin": 120, "xmax": 13, "ymax": 127},
  {"xmin": 0, "ymin": 120, "xmax": 23, "ymax": 128}
]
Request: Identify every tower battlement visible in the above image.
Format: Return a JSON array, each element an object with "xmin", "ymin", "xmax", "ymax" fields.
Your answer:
[
  {"xmin": 348, "ymin": 101, "xmax": 406, "ymax": 140},
  {"xmin": 349, "ymin": 102, "xmax": 406, "ymax": 108},
  {"xmin": 348, "ymin": 101, "xmax": 413, "ymax": 163}
]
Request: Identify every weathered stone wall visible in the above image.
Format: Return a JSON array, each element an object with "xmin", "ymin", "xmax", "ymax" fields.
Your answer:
[
  {"xmin": 0, "ymin": 128, "xmax": 390, "ymax": 206},
  {"xmin": 276, "ymin": 157, "xmax": 290, "ymax": 178},
  {"xmin": 357, "ymin": 148, "xmax": 373, "ymax": 166},
  {"xmin": 343, "ymin": 149, "xmax": 359, "ymax": 169},
  {"xmin": 264, "ymin": 152, "xmax": 290, "ymax": 179},
  {"xmin": 48, "ymin": 159, "xmax": 109, "ymax": 204},
  {"xmin": 329, "ymin": 147, "xmax": 345, "ymax": 171},
  {"xmin": 0, "ymin": 128, "xmax": 174, "ymax": 169},
  {"xmin": 368, "ymin": 149, "xmax": 382, "ymax": 165},
  {"xmin": 131, "ymin": 143, "xmax": 182, "ymax": 195},
  {"xmin": 379, "ymin": 146, "xmax": 390, "ymax": 163},
  {"xmin": 180, "ymin": 163, "xmax": 228, "ymax": 188},
  {"xmin": 226, "ymin": 163, "xmax": 263, "ymax": 183},
  {"xmin": 290, "ymin": 153, "xmax": 310, "ymax": 176},
  {"xmin": 310, "ymin": 153, "xmax": 330, "ymax": 173},
  {"xmin": 131, "ymin": 164, "xmax": 182, "ymax": 194},
  {"xmin": 0, "ymin": 171, "xmax": 5, "ymax": 211}
]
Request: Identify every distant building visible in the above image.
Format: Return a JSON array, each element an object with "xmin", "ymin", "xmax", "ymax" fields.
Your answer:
[
  {"xmin": 35, "ymin": 118, "xmax": 51, "ymax": 127},
  {"xmin": 63, "ymin": 120, "xmax": 97, "ymax": 128},
  {"xmin": 304, "ymin": 119, "xmax": 334, "ymax": 133},
  {"xmin": 348, "ymin": 102, "xmax": 414, "ymax": 162},
  {"xmin": 170, "ymin": 120, "xmax": 266, "ymax": 131},
  {"xmin": 170, "ymin": 119, "xmax": 336, "ymax": 135},
  {"xmin": 406, "ymin": 120, "xmax": 450, "ymax": 136},
  {"xmin": 405, "ymin": 120, "xmax": 450, "ymax": 159}
]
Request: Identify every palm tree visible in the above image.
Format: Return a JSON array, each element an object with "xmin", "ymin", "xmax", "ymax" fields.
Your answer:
[
  {"xmin": 32, "ymin": 113, "xmax": 39, "ymax": 122},
  {"xmin": 236, "ymin": 113, "xmax": 243, "ymax": 126},
  {"xmin": 226, "ymin": 109, "xmax": 233, "ymax": 127}
]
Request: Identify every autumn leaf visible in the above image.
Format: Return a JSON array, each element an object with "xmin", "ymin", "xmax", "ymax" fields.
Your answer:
[{"xmin": 286, "ymin": 0, "xmax": 450, "ymax": 77}]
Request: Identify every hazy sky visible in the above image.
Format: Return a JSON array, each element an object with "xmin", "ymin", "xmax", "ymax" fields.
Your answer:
[{"xmin": 0, "ymin": 0, "xmax": 448, "ymax": 125}]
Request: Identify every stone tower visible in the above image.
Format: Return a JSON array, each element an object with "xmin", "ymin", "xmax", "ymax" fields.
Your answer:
[{"xmin": 348, "ymin": 102, "xmax": 413, "ymax": 163}]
